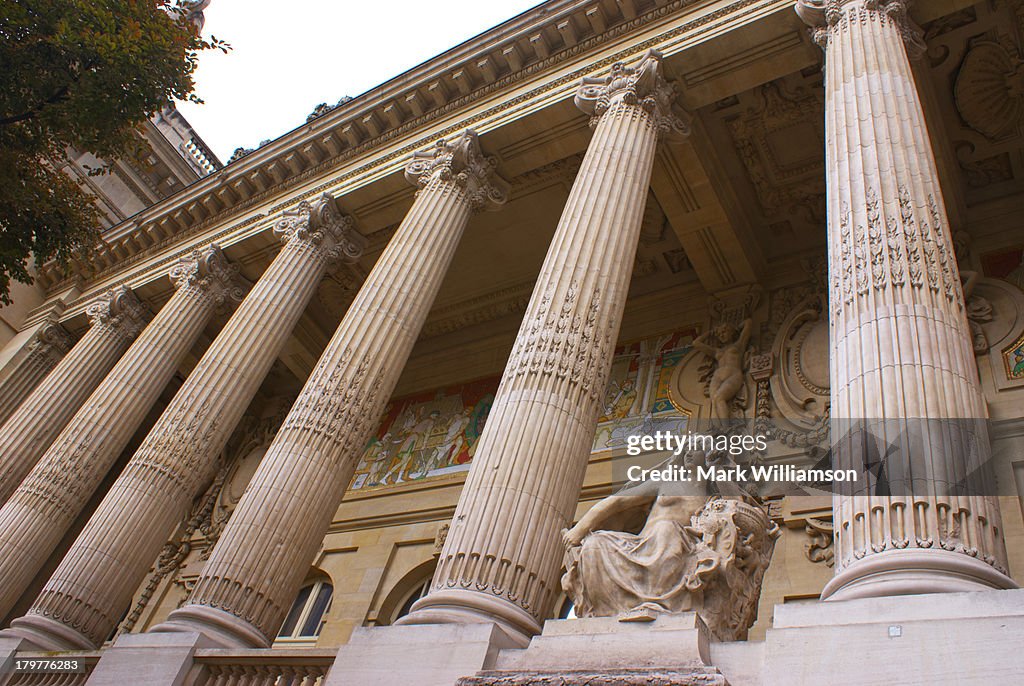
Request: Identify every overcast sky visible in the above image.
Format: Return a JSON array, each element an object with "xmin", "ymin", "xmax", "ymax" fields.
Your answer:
[{"xmin": 176, "ymin": 0, "xmax": 543, "ymax": 163}]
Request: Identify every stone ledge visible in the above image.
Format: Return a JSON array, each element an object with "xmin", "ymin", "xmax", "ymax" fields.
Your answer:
[{"xmin": 457, "ymin": 667, "xmax": 729, "ymax": 685}]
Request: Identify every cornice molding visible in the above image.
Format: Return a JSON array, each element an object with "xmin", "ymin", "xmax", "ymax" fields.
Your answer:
[{"xmin": 45, "ymin": 0, "xmax": 771, "ymax": 316}]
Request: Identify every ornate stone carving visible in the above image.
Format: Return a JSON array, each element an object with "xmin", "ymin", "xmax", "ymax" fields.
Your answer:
[
  {"xmin": 725, "ymin": 81, "xmax": 825, "ymax": 226},
  {"xmin": 962, "ymin": 271, "xmax": 994, "ymax": 354},
  {"xmin": 433, "ymin": 522, "xmax": 450, "ymax": 557},
  {"xmin": 272, "ymin": 193, "xmax": 366, "ymax": 263},
  {"xmin": 804, "ymin": 517, "xmax": 835, "ymax": 567},
  {"xmin": 279, "ymin": 348, "xmax": 387, "ymax": 458},
  {"xmin": 505, "ymin": 281, "xmax": 613, "ymax": 404},
  {"xmin": 692, "ymin": 319, "xmax": 752, "ymax": 423},
  {"xmin": 179, "ymin": 0, "xmax": 211, "ymax": 33},
  {"xmin": 459, "ymin": 669, "xmax": 729, "ymax": 686},
  {"xmin": 404, "ymin": 130, "xmax": 510, "ymax": 211},
  {"xmin": 306, "ymin": 96, "xmax": 353, "ymax": 123},
  {"xmin": 85, "ymin": 286, "xmax": 150, "ymax": 342},
  {"xmin": 955, "ymin": 41, "xmax": 1024, "ymax": 141},
  {"xmin": 26, "ymin": 320, "xmax": 74, "ymax": 360},
  {"xmin": 562, "ymin": 493, "xmax": 779, "ymax": 641},
  {"xmin": 168, "ymin": 244, "xmax": 250, "ymax": 313},
  {"xmin": 575, "ymin": 48, "xmax": 690, "ymax": 138},
  {"xmin": 796, "ymin": 0, "xmax": 926, "ymax": 57},
  {"xmin": 833, "ymin": 184, "xmax": 961, "ymax": 317}
]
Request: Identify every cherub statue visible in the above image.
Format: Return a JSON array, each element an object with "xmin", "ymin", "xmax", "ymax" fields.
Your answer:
[
  {"xmin": 692, "ymin": 318, "xmax": 752, "ymax": 423},
  {"xmin": 561, "ymin": 447, "xmax": 779, "ymax": 641}
]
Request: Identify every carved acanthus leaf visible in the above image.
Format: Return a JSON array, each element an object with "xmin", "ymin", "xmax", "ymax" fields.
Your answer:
[
  {"xmin": 796, "ymin": 0, "xmax": 926, "ymax": 57},
  {"xmin": 273, "ymin": 193, "xmax": 366, "ymax": 264},
  {"xmin": 575, "ymin": 48, "xmax": 691, "ymax": 138},
  {"xmin": 404, "ymin": 129, "xmax": 510, "ymax": 211},
  {"xmin": 28, "ymin": 319, "xmax": 74, "ymax": 358},
  {"xmin": 85, "ymin": 286, "xmax": 150, "ymax": 341},
  {"xmin": 169, "ymin": 244, "xmax": 251, "ymax": 313}
]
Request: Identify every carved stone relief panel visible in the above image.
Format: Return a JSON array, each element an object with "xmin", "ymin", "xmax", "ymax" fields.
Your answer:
[
  {"xmin": 769, "ymin": 292, "xmax": 830, "ymax": 430},
  {"xmin": 704, "ymin": 70, "xmax": 827, "ymax": 261},
  {"xmin": 922, "ymin": 3, "xmax": 1024, "ymax": 206}
]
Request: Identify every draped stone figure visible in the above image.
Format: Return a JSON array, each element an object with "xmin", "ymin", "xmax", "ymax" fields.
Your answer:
[{"xmin": 561, "ymin": 448, "xmax": 779, "ymax": 641}]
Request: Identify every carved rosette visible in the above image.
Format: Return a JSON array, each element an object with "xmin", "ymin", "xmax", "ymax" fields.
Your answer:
[
  {"xmin": 574, "ymin": 49, "xmax": 691, "ymax": 138},
  {"xmin": 84, "ymin": 287, "xmax": 150, "ymax": 343},
  {"xmin": 796, "ymin": 0, "xmax": 926, "ymax": 56},
  {"xmin": 272, "ymin": 193, "xmax": 366, "ymax": 264},
  {"xmin": 168, "ymin": 245, "xmax": 250, "ymax": 314},
  {"xmin": 404, "ymin": 130, "xmax": 510, "ymax": 211}
]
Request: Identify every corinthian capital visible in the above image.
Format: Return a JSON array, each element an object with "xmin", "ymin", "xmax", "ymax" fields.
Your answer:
[
  {"xmin": 404, "ymin": 130, "xmax": 510, "ymax": 212},
  {"xmin": 85, "ymin": 286, "xmax": 150, "ymax": 341},
  {"xmin": 575, "ymin": 48, "xmax": 691, "ymax": 138},
  {"xmin": 796, "ymin": 0, "xmax": 925, "ymax": 56},
  {"xmin": 28, "ymin": 318, "xmax": 74, "ymax": 359},
  {"xmin": 169, "ymin": 244, "xmax": 250, "ymax": 313},
  {"xmin": 272, "ymin": 193, "xmax": 366, "ymax": 264}
]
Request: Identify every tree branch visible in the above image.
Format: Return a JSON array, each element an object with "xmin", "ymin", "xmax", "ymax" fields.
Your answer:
[{"xmin": 0, "ymin": 84, "xmax": 71, "ymax": 127}]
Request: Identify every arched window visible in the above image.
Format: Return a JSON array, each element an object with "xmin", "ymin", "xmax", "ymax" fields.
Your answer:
[
  {"xmin": 392, "ymin": 578, "xmax": 431, "ymax": 623},
  {"xmin": 277, "ymin": 578, "xmax": 333, "ymax": 640}
]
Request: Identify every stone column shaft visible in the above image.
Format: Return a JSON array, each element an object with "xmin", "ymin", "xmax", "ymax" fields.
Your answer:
[
  {"xmin": 5, "ymin": 195, "xmax": 363, "ymax": 650},
  {"xmin": 0, "ymin": 246, "xmax": 245, "ymax": 621},
  {"xmin": 157, "ymin": 130, "xmax": 509, "ymax": 648},
  {"xmin": 796, "ymin": 0, "xmax": 1015, "ymax": 600},
  {"xmin": 0, "ymin": 320, "xmax": 75, "ymax": 426},
  {"xmin": 398, "ymin": 50, "xmax": 689, "ymax": 642},
  {"xmin": 0, "ymin": 287, "xmax": 148, "ymax": 505}
]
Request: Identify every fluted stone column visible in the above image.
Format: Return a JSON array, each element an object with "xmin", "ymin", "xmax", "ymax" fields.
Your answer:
[
  {"xmin": 796, "ymin": 0, "xmax": 1016, "ymax": 600},
  {"xmin": 3, "ymin": 195, "xmax": 364, "ymax": 650},
  {"xmin": 155, "ymin": 130, "xmax": 509, "ymax": 648},
  {"xmin": 398, "ymin": 50, "xmax": 689, "ymax": 642},
  {"xmin": 0, "ymin": 319, "xmax": 75, "ymax": 426},
  {"xmin": 0, "ymin": 287, "xmax": 148, "ymax": 505},
  {"xmin": 0, "ymin": 246, "xmax": 247, "ymax": 621}
]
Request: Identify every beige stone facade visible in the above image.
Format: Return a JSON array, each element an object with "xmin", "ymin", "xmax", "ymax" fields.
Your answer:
[{"xmin": 2, "ymin": 1, "xmax": 1024, "ymax": 684}]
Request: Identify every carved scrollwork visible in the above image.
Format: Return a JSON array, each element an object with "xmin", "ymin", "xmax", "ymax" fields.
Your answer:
[
  {"xmin": 575, "ymin": 49, "xmax": 691, "ymax": 139},
  {"xmin": 85, "ymin": 286, "xmax": 151, "ymax": 342},
  {"xmin": 796, "ymin": 0, "xmax": 926, "ymax": 57},
  {"xmin": 27, "ymin": 319, "xmax": 74, "ymax": 360},
  {"xmin": 273, "ymin": 193, "xmax": 366, "ymax": 264},
  {"xmin": 404, "ymin": 130, "xmax": 510, "ymax": 211},
  {"xmin": 804, "ymin": 517, "xmax": 835, "ymax": 567},
  {"xmin": 168, "ymin": 244, "xmax": 250, "ymax": 314}
]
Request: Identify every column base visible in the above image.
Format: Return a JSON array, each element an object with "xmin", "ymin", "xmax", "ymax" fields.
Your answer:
[
  {"xmin": 395, "ymin": 588, "xmax": 540, "ymax": 648},
  {"xmin": 0, "ymin": 636, "xmax": 27, "ymax": 676},
  {"xmin": 821, "ymin": 549, "xmax": 1018, "ymax": 602},
  {"xmin": 149, "ymin": 604, "xmax": 270, "ymax": 649},
  {"xmin": 763, "ymin": 588, "xmax": 1024, "ymax": 684},
  {"xmin": 0, "ymin": 614, "xmax": 95, "ymax": 651}
]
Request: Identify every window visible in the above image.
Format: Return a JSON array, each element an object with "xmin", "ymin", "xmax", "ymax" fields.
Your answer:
[
  {"xmin": 392, "ymin": 579, "xmax": 431, "ymax": 623},
  {"xmin": 277, "ymin": 579, "xmax": 333, "ymax": 640}
]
